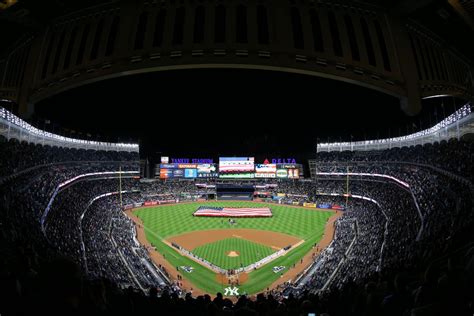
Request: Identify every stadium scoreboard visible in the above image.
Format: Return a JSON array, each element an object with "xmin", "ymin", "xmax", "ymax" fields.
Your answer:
[
  {"xmin": 157, "ymin": 163, "xmax": 218, "ymax": 179},
  {"xmin": 219, "ymin": 157, "xmax": 255, "ymax": 178},
  {"xmin": 157, "ymin": 156, "xmax": 302, "ymax": 179}
]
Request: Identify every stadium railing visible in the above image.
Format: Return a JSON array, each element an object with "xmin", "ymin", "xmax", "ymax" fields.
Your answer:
[
  {"xmin": 317, "ymin": 102, "xmax": 473, "ymax": 152},
  {"xmin": 0, "ymin": 107, "xmax": 138, "ymax": 152}
]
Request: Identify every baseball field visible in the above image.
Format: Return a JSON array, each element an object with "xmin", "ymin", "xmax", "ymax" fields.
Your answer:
[{"xmin": 130, "ymin": 201, "xmax": 336, "ymax": 295}]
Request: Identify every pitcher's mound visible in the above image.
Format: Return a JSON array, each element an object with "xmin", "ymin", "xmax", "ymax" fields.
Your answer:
[{"xmin": 226, "ymin": 251, "xmax": 240, "ymax": 257}]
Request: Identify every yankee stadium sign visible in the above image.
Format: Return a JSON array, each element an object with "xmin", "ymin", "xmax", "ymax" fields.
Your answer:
[{"xmin": 171, "ymin": 158, "xmax": 214, "ymax": 163}]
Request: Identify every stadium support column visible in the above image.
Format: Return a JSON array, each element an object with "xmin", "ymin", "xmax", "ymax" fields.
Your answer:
[
  {"xmin": 272, "ymin": 0, "xmax": 292, "ymax": 66},
  {"xmin": 345, "ymin": 165, "xmax": 350, "ymax": 207},
  {"xmin": 116, "ymin": 0, "xmax": 140, "ymax": 60},
  {"xmin": 388, "ymin": 16, "xmax": 422, "ymax": 116},
  {"xmin": 19, "ymin": 30, "xmax": 49, "ymax": 118},
  {"xmin": 119, "ymin": 166, "xmax": 123, "ymax": 208}
]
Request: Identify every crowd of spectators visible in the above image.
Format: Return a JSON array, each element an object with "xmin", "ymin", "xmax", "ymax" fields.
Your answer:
[
  {"xmin": 0, "ymin": 135, "xmax": 138, "ymax": 179},
  {"xmin": 315, "ymin": 138, "xmax": 473, "ymax": 182}
]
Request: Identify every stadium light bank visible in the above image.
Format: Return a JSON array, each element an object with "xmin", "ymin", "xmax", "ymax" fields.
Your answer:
[
  {"xmin": 317, "ymin": 103, "xmax": 472, "ymax": 152},
  {"xmin": 0, "ymin": 107, "xmax": 139, "ymax": 152}
]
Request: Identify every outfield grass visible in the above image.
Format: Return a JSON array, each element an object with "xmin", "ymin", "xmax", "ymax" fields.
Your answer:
[
  {"xmin": 192, "ymin": 237, "xmax": 275, "ymax": 270},
  {"xmin": 134, "ymin": 201, "xmax": 333, "ymax": 295}
]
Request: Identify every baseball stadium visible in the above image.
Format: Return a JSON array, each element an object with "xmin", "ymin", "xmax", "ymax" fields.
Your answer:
[{"xmin": 1, "ymin": 1, "xmax": 474, "ymax": 315}]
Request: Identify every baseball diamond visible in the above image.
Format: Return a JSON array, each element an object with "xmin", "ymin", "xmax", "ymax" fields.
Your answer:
[
  {"xmin": 129, "ymin": 201, "xmax": 335, "ymax": 295},
  {"xmin": 191, "ymin": 238, "xmax": 276, "ymax": 270}
]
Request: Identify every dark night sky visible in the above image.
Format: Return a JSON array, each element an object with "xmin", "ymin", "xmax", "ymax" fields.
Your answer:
[{"xmin": 33, "ymin": 68, "xmax": 463, "ymax": 160}]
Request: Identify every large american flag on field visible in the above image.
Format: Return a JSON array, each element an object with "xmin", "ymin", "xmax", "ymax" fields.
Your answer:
[{"xmin": 193, "ymin": 206, "xmax": 273, "ymax": 217}]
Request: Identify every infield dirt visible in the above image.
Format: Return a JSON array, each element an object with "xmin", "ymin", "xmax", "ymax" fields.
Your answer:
[{"xmin": 167, "ymin": 229, "xmax": 301, "ymax": 251}]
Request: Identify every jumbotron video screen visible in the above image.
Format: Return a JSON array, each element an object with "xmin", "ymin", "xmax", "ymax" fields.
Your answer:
[{"xmin": 219, "ymin": 157, "xmax": 255, "ymax": 178}]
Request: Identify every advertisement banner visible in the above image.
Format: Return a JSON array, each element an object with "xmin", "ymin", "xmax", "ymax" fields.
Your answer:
[
  {"xmin": 197, "ymin": 173, "xmax": 219, "ymax": 178},
  {"xmin": 255, "ymin": 164, "xmax": 277, "ymax": 172},
  {"xmin": 255, "ymin": 173, "xmax": 276, "ymax": 178},
  {"xmin": 219, "ymin": 173, "xmax": 255, "ymax": 178},
  {"xmin": 158, "ymin": 199, "xmax": 176, "ymax": 205},
  {"xmin": 277, "ymin": 193, "xmax": 286, "ymax": 197},
  {"xmin": 276, "ymin": 169, "xmax": 288, "ymax": 178},
  {"xmin": 178, "ymin": 164, "xmax": 198, "ymax": 169},
  {"xmin": 317, "ymin": 203, "xmax": 332, "ymax": 209},
  {"xmin": 144, "ymin": 201, "xmax": 158, "ymax": 206},
  {"xmin": 173, "ymin": 169, "xmax": 184, "ymax": 178},
  {"xmin": 303, "ymin": 203, "xmax": 317, "ymax": 208},
  {"xmin": 160, "ymin": 163, "xmax": 178, "ymax": 169},
  {"xmin": 332, "ymin": 204, "xmax": 345, "ymax": 210},
  {"xmin": 160, "ymin": 169, "xmax": 173, "ymax": 179},
  {"xmin": 197, "ymin": 164, "xmax": 217, "ymax": 173},
  {"xmin": 277, "ymin": 164, "xmax": 298, "ymax": 169},
  {"xmin": 185, "ymin": 169, "xmax": 198, "ymax": 178}
]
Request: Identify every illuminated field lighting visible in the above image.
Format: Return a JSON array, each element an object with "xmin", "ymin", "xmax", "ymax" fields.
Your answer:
[{"xmin": 422, "ymin": 94, "xmax": 451, "ymax": 99}]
